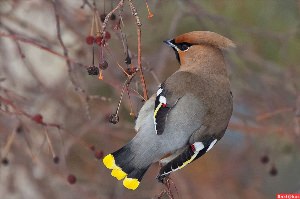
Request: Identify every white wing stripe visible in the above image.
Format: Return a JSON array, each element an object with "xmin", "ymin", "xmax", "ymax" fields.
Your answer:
[{"xmin": 206, "ymin": 139, "xmax": 218, "ymax": 152}]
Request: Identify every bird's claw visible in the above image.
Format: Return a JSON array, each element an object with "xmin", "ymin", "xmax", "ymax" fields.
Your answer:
[{"xmin": 156, "ymin": 173, "xmax": 170, "ymax": 183}]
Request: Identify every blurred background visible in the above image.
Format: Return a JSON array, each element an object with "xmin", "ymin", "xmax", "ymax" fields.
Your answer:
[{"xmin": 1, "ymin": 0, "xmax": 300, "ymax": 198}]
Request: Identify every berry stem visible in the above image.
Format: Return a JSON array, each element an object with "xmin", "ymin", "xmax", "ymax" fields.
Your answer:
[
  {"xmin": 99, "ymin": 45, "xmax": 104, "ymax": 62},
  {"xmin": 95, "ymin": 10, "xmax": 101, "ymax": 35},
  {"xmin": 92, "ymin": 43, "xmax": 95, "ymax": 66},
  {"xmin": 103, "ymin": 0, "xmax": 106, "ymax": 14},
  {"xmin": 145, "ymin": 0, "xmax": 154, "ymax": 18},
  {"xmin": 43, "ymin": 127, "xmax": 56, "ymax": 159},
  {"xmin": 90, "ymin": 12, "xmax": 95, "ymax": 36},
  {"xmin": 2, "ymin": 130, "xmax": 16, "ymax": 158},
  {"xmin": 115, "ymin": 71, "xmax": 137, "ymax": 116},
  {"xmin": 126, "ymin": 86, "xmax": 135, "ymax": 117},
  {"xmin": 99, "ymin": 70, "xmax": 103, "ymax": 80}
]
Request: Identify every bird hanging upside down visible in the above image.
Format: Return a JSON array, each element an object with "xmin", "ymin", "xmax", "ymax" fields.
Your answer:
[{"xmin": 103, "ymin": 31, "xmax": 235, "ymax": 190}]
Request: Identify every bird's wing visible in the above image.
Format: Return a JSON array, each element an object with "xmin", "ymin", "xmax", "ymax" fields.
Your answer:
[
  {"xmin": 153, "ymin": 71, "xmax": 204, "ymax": 135},
  {"xmin": 153, "ymin": 82, "xmax": 181, "ymax": 135},
  {"xmin": 157, "ymin": 128, "xmax": 218, "ymax": 181}
]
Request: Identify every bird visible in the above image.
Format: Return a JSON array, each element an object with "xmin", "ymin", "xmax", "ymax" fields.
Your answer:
[{"xmin": 103, "ymin": 31, "xmax": 235, "ymax": 190}]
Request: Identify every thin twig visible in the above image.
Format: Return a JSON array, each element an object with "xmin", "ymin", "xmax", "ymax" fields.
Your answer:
[
  {"xmin": 0, "ymin": 33, "xmax": 83, "ymax": 67},
  {"xmin": 101, "ymin": 0, "xmax": 125, "ymax": 33},
  {"xmin": 52, "ymin": 0, "xmax": 85, "ymax": 93},
  {"xmin": 127, "ymin": 0, "xmax": 149, "ymax": 100}
]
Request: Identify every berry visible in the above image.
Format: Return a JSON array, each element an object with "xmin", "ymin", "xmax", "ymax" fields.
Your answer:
[
  {"xmin": 125, "ymin": 56, "xmax": 131, "ymax": 65},
  {"xmin": 269, "ymin": 165, "xmax": 278, "ymax": 176},
  {"xmin": 95, "ymin": 36, "xmax": 104, "ymax": 46},
  {"xmin": 125, "ymin": 67, "xmax": 137, "ymax": 75},
  {"xmin": 104, "ymin": 31, "xmax": 111, "ymax": 40},
  {"xmin": 32, "ymin": 114, "xmax": 43, "ymax": 124},
  {"xmin": 99, "ymin": 61, "xmax": 108, "ymax": 70},
  {"xmin": 85, "ymin": 35, "xmax": 94, "ymax": 45},
  {"xmin": 53, "ymin": 156, "xmax": 60, "ymax": 164},
  {"xmin": 260, "ymin": 155, "xmax": 269, "ymax": 164},
  {"xmin": 87, "ymin": 66, "xmax": 99, "ymax": 75},
  {"xmin": 94, "ymin": 151, "xmax": 104, "ymax": 159},
  {"xmin": 1, "ymin": 158, "xmax": 9, "ymax": 166},
  {"xmin": 89, "ymin": 145, "xmax": 96, "ymax": 151},
  {"xmin": 67, "ymin": 174, "xmax": 77, "ymax": 184},
  {"xmin": 16, "ymin": 125, "xmax": 23, "ymax": 134},
  {"xmin": 109, "ymin": 114, "xmax": 119, "ymax": 124},
  {"xmin": 110, "ymin": 13, "xmax": 116, "ymax": 20},
  {"xmin": 100, "ymin": 14, "xmax": 106, "ymax": 22}
]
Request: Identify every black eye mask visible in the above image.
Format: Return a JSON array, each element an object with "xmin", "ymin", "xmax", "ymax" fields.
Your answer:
[
  {"xmin": 170, "ymin": 40, "xmax": 193, "ymax": 64},
  {"xmin": 176, "ymin": 42, "xmax": 193, "ymax": 51}
]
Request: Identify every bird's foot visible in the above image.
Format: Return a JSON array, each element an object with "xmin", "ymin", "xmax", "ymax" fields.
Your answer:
[{"xmin": 156, "ymin": 173, "xmax": 170, "ymax": 184}]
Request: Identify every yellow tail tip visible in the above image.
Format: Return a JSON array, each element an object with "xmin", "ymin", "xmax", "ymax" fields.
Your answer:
[
  {"xmin": 111, "ymin": 169, "xmax": 127, "ymax": 180},
  {"xmin": 103, "ymin": 154, "xmax": 116, "ymax": 169},
  {"xmin": 123, "ymin": 177, "xmax": 140, "ymax": 190}
]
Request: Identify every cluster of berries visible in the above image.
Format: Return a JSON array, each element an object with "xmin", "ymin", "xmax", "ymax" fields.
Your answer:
[
  {"xmin": 85, "ymin": 10, "xmax": 117, "ymax": 78},
  {"xmin": 260, "ymin": 154, "xmax": 278, "ymax": 176}
]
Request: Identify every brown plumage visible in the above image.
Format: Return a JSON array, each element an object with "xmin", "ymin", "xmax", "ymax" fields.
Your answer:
[
  {"xmin": 102, "ymin": 31, "xmax": 234, "ymax": 190},
  {"xmin": 175, "ymin": 31, "xmax": 236, "ymax": 49}
]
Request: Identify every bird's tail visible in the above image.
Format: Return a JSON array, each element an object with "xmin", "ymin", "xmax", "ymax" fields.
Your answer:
[{"xmin": 102, "ymin": 144, "xmax": 150, "ymax": 190}]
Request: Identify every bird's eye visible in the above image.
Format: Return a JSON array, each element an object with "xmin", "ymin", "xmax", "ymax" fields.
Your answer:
[{"xmin": 177, "ymin": 42, "xmax": 192, "ymax": 51}]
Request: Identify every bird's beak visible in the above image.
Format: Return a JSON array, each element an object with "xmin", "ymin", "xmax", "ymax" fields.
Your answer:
[{"xmin": 163, "ymin": 40, "xmax": 179, "ymax": 51}]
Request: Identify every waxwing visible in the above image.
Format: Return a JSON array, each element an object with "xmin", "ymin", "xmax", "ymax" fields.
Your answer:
[{"xmin": 103, "ymin": 31, "xmax": 235, "ymax": 190}]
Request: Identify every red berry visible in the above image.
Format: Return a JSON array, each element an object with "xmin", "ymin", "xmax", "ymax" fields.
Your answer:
[
  {"xmin": 104, "ymin": 31, "xmax": 111, "ymax": 40},
  {"xmin": 94, "ymin": 151, "xmax": 104, "ymax": 159},
  {"xmin": 85, "ymin": 35, "xmax": 94, "ymax": 45},
  {"xmin": 95, "ymin": 36, "xmax": 104, "ymax": 46},
  {"xmin": 32, "ymin": 114, "xmax": 43, "ymax": 124},
  {"xmin": 67, "ymin": 174, "xmax": 77, "ymax": 184}
]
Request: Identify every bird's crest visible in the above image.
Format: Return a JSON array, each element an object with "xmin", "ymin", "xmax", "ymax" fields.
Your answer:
[{"xmin": 174, "ymin": 31, "xmax": 236, "ymax": 49}]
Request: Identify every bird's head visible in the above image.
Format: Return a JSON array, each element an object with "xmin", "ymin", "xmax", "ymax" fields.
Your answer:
[{"xmin": 164, "ymin": 31, "xmax": 235, "ymax": 65}]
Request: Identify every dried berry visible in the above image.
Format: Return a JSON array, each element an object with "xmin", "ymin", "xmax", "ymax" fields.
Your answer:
[
  {"xmin": 95, "ymin": 36, "xmax": 104, "ymax": 46},
  {"xmin": 125, "ymin": 67, "xmax": 137, "ymax": 76},
  {"xmin": 99, "ymin": 61, "xmax": 108, "ymax": 70},
  {"xmin": 100, "ymin": 14, "xmax": 106, "ymax": 22},
  {"xmin": 87, "ymin": 66, "xmax": 99, "ymax": 75},
  {"xmin": 32, "ymin": 114, "xmax": 43, "ymax": 124},
  {"xmin": 67, "ymin": 174, "xmax": 77, "ymax": 184},
  {"xmin": 110, "ymin": 13, "xmax": 116, "ymax": 20},
  {"xmin": 104, "ymin": 31, "xmax": 111, "ymax": 40},
  {"xmin": 85, "ymin": 35, "xmax": 94, "ymax": 45},
  {"xmin": 53, "ymin": 156, "xmax": 60, "ymax": 164},
  {"xmin": 89, "ymin": 145, "xmax": 96, "ymax": 151},
  {"xmin": 109, "ymin": 114, "xmax": 119, "ymax": 124},
  {"xmin": 94, "ymin": 151, "xmax": 104, "ymax": 159},
  {"xmin": 1, "ymin": 158, "xmax": 9, "ymax": 166},
  {"xmin": 269, "ymin": 165, "xmax": 278, "ymax": 176},
  {"xmin": 125, "ymin": 56, "xmax": 131, "ymax": 65},
  {"xmin": 260, "ymin": 155, "xmax": 269, "ymax": 164},
  {"xmin": 16, "ymin": 125, "xmax": 23, "ymax": 134}
]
